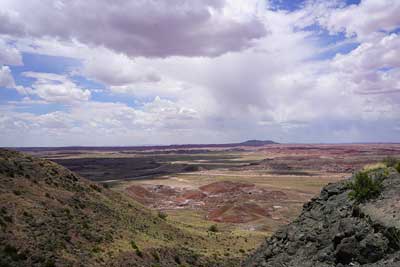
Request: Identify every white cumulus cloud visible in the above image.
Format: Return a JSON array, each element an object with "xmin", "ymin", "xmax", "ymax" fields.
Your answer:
[
  {"xmin": 0, "ymin": 65, "xmax": 15, "ymax": 88},
  {"xmin": 22, "ymin": 72, "xmax": 91, "ymax": 103}
]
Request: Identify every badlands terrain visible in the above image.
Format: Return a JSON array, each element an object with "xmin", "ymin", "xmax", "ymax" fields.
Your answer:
[{"xmin": 15, "ymin": 142, "xmax": 400, "ymax": 264}]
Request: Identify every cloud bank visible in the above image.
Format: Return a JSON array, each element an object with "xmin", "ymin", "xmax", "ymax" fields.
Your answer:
[
  {"xmin": 0, "ymin": 0, "xmax": 266, "ymax": 57},
  {"xmin": 0, "ymin": 0, "xmax": 399, "ymax": 146}
]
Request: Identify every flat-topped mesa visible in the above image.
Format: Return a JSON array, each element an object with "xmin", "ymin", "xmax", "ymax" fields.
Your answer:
[
  {"xmin": 238, "ymin": 140, "xmax": 277, "ymax": 146},
  {"xmin": 244, "ymin": 167, "xmax": 400, "ymax": 267}
]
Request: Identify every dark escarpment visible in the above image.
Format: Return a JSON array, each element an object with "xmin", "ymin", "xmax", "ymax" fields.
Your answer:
[{"xmin": 244, "ymin": 168, "xmax": 400, "ymax": 267}]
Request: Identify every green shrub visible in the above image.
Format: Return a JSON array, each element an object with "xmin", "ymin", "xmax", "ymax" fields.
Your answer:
[
  {"xmin": 174, "ymin": 255, "xmax": 181, "ymax": 264},
  {"xmin": 130, "ymin": 240, "xmax": 142, "ymax": 257},
  {"xmin": 136, "ymin": 249, "xmax": 143, "ymax": 257},
  {"xmin": 157, "ymin": 211, "xmax": 168, "ymax": 220},
  {"xmin": 92, "ymin": 246, "xmax": 101, "ymax": 253},
  {"xmin": 347, "ymin": 171, "xmax": 383, "ymax": 202},
  {"xmin": 130, "ymin": 240, "xmax": 138, "ymax": 250},
  {"xmin": 208, "ymin": 225, "xmax": 218, "ymax": 233},
  {"xmin": 396, "ymin": 162, "xmax": 400, "ymax": 173},
  {"xmin": 387, "ymin": 227, "xmax": 400, "ymax": 249}
]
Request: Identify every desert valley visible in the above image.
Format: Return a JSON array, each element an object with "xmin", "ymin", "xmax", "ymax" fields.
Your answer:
[{"xmin": 9, "ymin": 142, "xmax": 400, "ymax": 265}]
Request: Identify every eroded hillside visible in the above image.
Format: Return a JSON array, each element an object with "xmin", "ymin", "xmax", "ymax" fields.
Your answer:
[{"xmin": 0, "ymin": 149, "xmax": 240, "ymax": 267}]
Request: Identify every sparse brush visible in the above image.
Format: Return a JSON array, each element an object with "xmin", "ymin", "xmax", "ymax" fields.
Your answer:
[
  {"xmin": 136, "ymin": 249, "xmax": 143, "ymax": 257},
  {"xmin": 130, "ymin": 240, "xmax": 138, "ymax": 250},
  {"xmin": 151, "ymin": 251, "xmax": 160, "ymax": 262},
  {"xmin": 157, "ymin": 211, "xmax": 168, "ymax": 220},
  {"xmin": 174, "ymin": 255, "xmax": 181, "ymax": 264},
  {"xmin": 347, "ymin": 171, "xmax": 383, "ymax": 202},
  {"xmin": 130, "ymin": 240, "xmax": 143, "ymax": 257},
  {"xmin": 383, "ymin": 157, "xmax": 399, "ymax": 168},
  {"xmin": 363, "ymin": 162, "xmax": 386, "ymax": 172},
  {"xmin": 208, "ymin": 224, "xmax": 218, "ymax": 233}
]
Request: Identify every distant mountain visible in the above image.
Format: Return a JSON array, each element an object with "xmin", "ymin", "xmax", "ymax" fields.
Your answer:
[
  {"xmin": 0, "ymin": 149, "xmax": 236, "ymax": 267},
  {"xmin": 13, "ymin": 140, "xmax": 277, "ymax": 152},
  {"xmin": 238, "ymin": 140, "xmax": 277, "ymax": 146}
]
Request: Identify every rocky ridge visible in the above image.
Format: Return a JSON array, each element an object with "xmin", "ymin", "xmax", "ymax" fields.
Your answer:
[{"xmin": 244, "ymin": 167, "xmax": 400, "ymax": 267}]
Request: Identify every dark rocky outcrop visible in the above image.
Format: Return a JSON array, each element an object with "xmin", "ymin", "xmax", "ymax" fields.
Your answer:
[{"xmin": 244, "ymin": 168, "xmax": 400, "ymax": 267}]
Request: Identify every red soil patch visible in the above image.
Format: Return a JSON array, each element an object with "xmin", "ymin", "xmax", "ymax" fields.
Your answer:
[
  {"xmin": 199, "ymin": 181, "xmax": 254, "ymax": 194},
  {"xmin": 180, "ymin": 190, "xmax": 207, "ymax": 200},
  {"xmin": 208, "ymin": 203, "xmax": 271, "ymax": 223},
  {"xmin": 125, "ymin": 181, "xmax": 290, "ymax": 224}
]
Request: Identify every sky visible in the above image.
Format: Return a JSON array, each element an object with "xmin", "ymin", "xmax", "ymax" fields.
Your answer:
[{"xmin": 0, "ymin": 0, "xmax": 399, "ymax": 146}]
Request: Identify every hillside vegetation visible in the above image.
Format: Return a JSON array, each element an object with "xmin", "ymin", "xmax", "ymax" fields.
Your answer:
[{"xmin": 0, "ymin": 149, "xmax": 240, "ymax": 267}]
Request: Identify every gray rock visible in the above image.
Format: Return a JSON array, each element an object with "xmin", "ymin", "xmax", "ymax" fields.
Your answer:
[{"xmin": 244, "ymin": 170, "xmax": 400, "ymax": 267}]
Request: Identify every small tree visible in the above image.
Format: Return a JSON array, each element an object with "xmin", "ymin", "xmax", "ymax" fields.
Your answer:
[{"xmin": 348, "ymin": 171, "xmax": 383, "ymax": 202}]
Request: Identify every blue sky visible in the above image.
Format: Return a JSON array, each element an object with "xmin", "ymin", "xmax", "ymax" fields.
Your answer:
[
  {"xmin": 270, "ymin": 0, "xmax": 361, "ymax": 10},
  {"xmin": 0, "ymin": 0, "xmax": 399, "ymax": 146}
]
